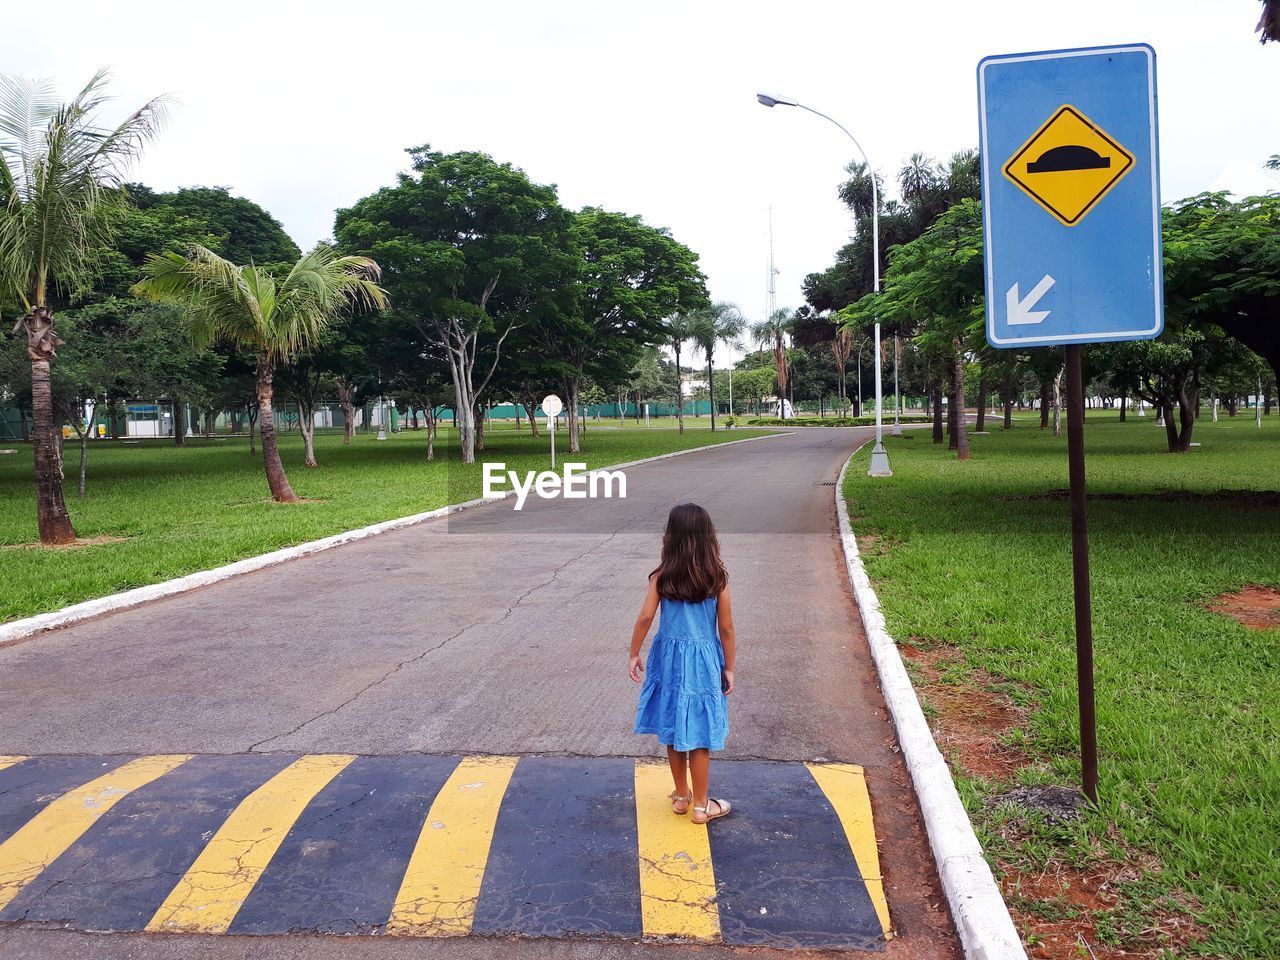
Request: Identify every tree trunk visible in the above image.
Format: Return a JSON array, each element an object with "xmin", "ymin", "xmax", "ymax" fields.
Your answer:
[
  {"xmin": 525, "ymin": 396, "xmax": 540, "ymax": 439},
  {"xmin": 338, "ymin": 386, "xmax": 356, "ymax": 445},
  {"xmin": 29, "ymin": 358, "xmax": 77, "ymax": 544},
  {"xmin": 931, "ymin": 382, "xmax": 944, "ymax": 444},
  {"xmin": 1040, "ymin": 376, "xmax": 1052, "ymax": 429},
  {"xmin": 475, "ymin": 408, "xmax": 485, "ymax": 452},
  {"xmin": 248, "ymin": 406, "xmax": 258, "ymax": 456},
  {"xmin": 1052, "ymin": 366, "xmax": 1064, "ymax": 438},
  {"xmin": 298, "ymin": 400, "xmax": 317, "ymax": 468},
  {"xmin": 954, "ymin": 345, "xmax": 970, "ymax": 460},
  {"xmin": 708, "ymin": 357, "xmax": 717, "ymax": 431},
  {"xmin": 947, "ymin": 378, "xmax": 958, "ymax": 450},
  {"xmin": 255, "ymin": 353, "xmax": 299, "ymax": 502},
  {"xmin": 566, "ymin": 378, "xmax": 582, "ymax": 453},
  {"xmin": 975, "ymin": 376, "xmax": 987, "ymax": 433},
  {"xmin": 427, "ymin": 411, "xmax": 436, "ymax": 460},
  {"xmin": 1119, "ymin": 389, "xmax": 1128, "ymax": 423},
  {"xmin": 674, "ymin": 343, "xmax": 685, "ymax": 433},
  {"xmin": 173, "ymin": 399, "xmax": 186, "ymax": 446},
  {"xmin": 1003, "ymin": 394, "xmax": 1014, "ymax": 429},
  {"xmin": 1162, "ymin": 402, "xmax": 1179, "ymax": 450}
]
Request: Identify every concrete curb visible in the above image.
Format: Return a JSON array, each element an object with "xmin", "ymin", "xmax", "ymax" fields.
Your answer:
[
  {"xmin": 0, "ymin": 430, "xmax": 788, "ymax": 649},
  {"xmin": 836, "ymin": 447, "xmax": 1027, "ymax": 960}
]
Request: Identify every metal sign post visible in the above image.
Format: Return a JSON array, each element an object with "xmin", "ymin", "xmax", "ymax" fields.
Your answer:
[
  {"xmin": 979, "ymin": 44, "xmax": 1161, "ymax": 804},
  {"xmin": 541, "ymin": 394, "xmax": 563, "ymax": 469}
]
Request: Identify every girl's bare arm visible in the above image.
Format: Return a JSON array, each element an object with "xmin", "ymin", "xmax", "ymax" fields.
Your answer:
[
  {"xmin": 717, "ymin": 585, "xmax": 736, "ymax": 693},
  {"xmin": 628, "ymin": 577, "xmax": 660, "ymax": 682}
]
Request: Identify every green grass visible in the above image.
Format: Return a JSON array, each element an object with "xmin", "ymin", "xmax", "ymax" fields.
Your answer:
[
  {"xmin": 844, "ymin": 413, "xmax": 1280, "ymax": 957},
  {"xmin": 0, "ymin": 423, "xmax": 767, "ymax": 622}
]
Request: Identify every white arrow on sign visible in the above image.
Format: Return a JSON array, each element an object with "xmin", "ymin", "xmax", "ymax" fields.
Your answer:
[{"xmin": 1006, "ymin": 274, "xmax": 1056, "ymax": 326}]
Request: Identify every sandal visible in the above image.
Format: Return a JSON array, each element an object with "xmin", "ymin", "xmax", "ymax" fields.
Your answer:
[
  {"xmin": 669, "ymin": 791, "xmax": 692, "ymax": 815},
  {"xmin": 691, "ymin": 798, "xmax": 731, "ymax": 824}
]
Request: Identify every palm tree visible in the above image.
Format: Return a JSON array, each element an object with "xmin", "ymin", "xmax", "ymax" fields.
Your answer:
[
  {"xmin": 750, "ymin": 308, "xmax": 792, "ymax": 418},
  {"xmin": 832, "ymin": 327, "xmax": 853, "ymax": 417},
  {"xmin": 1260, "ymin": 1, "xmax": 1279, "ymax": 42},
  {"xmin": 0, "ymin": 71, "xmax": 166, "ymax": 544},
  {"xmin": 134, "ymin": 245, "xmax": 387, "ymax": 502},
  {"xmin": 665, "ymin": 312, "xmax": 700, "ymax": 433},
  {"xmin": 690, "ymin": 302, "xmax": 745, "ymax": 430}
]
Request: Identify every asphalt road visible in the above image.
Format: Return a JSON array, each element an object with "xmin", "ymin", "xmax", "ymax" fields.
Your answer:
[{"xmin": 0, "ymin": 426, "xmax": 958, "ymax": 959}]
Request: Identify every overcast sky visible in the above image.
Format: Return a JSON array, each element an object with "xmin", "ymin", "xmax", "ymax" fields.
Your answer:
[{"xmin": 5, "ymin": 1, "xmax": 1276, "ymax": 352}]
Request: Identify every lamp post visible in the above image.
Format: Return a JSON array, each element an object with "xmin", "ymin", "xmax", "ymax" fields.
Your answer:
[{"xmin": 757, "ymin": 92, "xmax": 890, "ymax": 476}]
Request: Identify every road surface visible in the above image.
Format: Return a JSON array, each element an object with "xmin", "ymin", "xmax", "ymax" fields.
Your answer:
[{"xmin": 0, "ymin": 426, "xmax": 958, "ymax": 960}]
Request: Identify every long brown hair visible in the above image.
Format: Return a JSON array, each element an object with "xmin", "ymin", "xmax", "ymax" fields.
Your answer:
[{"xmin": 650, "ymin": 503, "xmax": 728, "ymax": 602}]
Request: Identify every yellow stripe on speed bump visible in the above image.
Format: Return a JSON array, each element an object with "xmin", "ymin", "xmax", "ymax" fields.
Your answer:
[
  {"xmin": 0, "ymin": 754, "xmax": 192, "ymax": 913},
  {"xmin": 0, "ymin": 757, "xmax": 27, "ymax": 773},
  {"xmin": 634, "ymin": 761, "xmax": 720, "ymax": 942},
  {"xmin": 147, "ymin": 754, "xmax": 355, "ymax": 934},
  {"xmin": 386, "ymin": 755, "xmax": 518, "ymax": 936},
  {"xmin": 806, "ymin": 763, "xmax": 891, "ymax": 937}
]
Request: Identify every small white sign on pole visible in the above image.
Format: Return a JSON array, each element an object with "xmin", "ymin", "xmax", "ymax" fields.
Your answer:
[{"xmin": 541, "ymin": 394, "xmax": 563, "ymax": 468}]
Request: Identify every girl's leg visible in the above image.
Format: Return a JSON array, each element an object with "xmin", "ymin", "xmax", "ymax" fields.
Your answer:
[
  {"xmin": 689, "ymin": 748, "xmax": 710, "ymax": 807},
  {"xmin": 667, "ymin": 747, "xmax": 690, "ymax": 802}
]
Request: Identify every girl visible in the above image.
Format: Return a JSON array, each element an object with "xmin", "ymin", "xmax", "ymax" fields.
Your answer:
[{"xmin": 629, "ymin": 503, "xmax": 736, "ymax": 824}]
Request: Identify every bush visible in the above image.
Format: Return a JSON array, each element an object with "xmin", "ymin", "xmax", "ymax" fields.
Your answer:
[
  {"xmin": 746, "ymin": 415, "xmax": 932, "ymax": 427},
  {"xmin": 721, "ymin": 415, "xmax": 738, "ymax": 427}
]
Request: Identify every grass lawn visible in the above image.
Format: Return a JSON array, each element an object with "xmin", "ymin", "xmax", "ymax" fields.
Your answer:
[
  {"xmin": 845, "ymin": 413, "xmax": 1279, "ymax": 957},
  {"xmin": 0, "ymin": 422, "xmax": 766, "ymax": 623}
]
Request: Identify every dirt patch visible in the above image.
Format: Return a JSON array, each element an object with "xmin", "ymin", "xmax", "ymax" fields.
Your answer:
[
  {"xmin": 1000, "ymin": 858, "xmax": 1208, "ymax": 959},
  {"xmin": 1207, "ymin": 584, "xmax": 1280, "ymax": 631},
  {"xmin": 3, "ymin": 535, "xmax": 129, "ymax": 551},
  {"xmin": 1002, "ymin": 488, "xmax": 1280, "ymax": 508},
  {"xmin": 900, "ymin": 642, "xmax": 1029, "ymax": 781},
  {"xmin": 226, "ymin": 497, "xmax": 327, "ymax": 507}
]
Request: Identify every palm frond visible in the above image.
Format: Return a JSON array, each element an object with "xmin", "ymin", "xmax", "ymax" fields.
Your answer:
[{"xmin": 0, "ymin": 71, "xmax": 169, "ymax": 306}]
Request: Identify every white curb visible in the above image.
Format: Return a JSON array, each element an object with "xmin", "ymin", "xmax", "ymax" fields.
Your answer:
[
  {"xmin": 836, "ymin": 447, "xmax": 1027, "ymax": 960},
  {"xmin": 0, "ymin": 430, "xmax": 787, "ymax": 649}
]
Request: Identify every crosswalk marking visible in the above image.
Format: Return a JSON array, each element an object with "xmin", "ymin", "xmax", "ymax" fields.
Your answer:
[
  {"xmin": 0, "ymin": 754, "xmax": 891, "ymax": 949},
  {"xmin": 0, "ymin": 757, "xmax": 26, "ymax": 773},
  {"xmin": 634, "ymin": 761, "xmax": 721, "ymax": 942},
  {"xmin": 146, "ymin": 754, "xmax": 356, "ymax": 934},
  {"xmin": 0, "ymin": 755, "xmax": 192, "ymax": 913},
  {"xmin": 386, "ymin": 755, "xmax": 518, "ymax": 936},
  {"xmin": 806, "ymin": 762, "xmax": 891, "ymax": 937}
]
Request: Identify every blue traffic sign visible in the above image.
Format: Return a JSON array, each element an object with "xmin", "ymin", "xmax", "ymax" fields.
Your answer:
[{"xmin": 978, "ymin": 44, "xmax": 1162, "ymax": 349}]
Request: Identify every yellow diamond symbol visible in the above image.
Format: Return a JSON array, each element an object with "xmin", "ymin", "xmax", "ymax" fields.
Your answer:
[{"xmin": 1003, "ymin": 105, "xmax": 1135, "ymax": 226}]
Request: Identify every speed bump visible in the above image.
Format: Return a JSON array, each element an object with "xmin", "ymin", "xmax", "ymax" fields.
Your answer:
[{"xmin": 0, "ymin": 753, "xmax": 890, "ymax": 951}]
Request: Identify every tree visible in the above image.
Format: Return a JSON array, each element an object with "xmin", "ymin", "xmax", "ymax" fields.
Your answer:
[
  {"xmin": 665, "ymin": 312, "xmax": 701, "ymax": 432},
  {"xmin": 750, "ymin": 309, "xmax": 792, "ymax": 418},
  {"xmin": 689, "ymin": 302, "xmax": 745, "ymax": 430},
  {"xmin": 541, "ymin": 207, "xmax": 706, "ymax": 452},
  {"xmin": 1162, "ymin": 193, "xmax": 1280, "ymax": 384},
  {"xmin": 747, "ymin": 309, "xmax": 793, "ymax": 419},
  {"xmin": 0, "ymin": 71, "xmax": 166, "ymax": 544},
  {"xmin": 336, "ymin": 147, "xmax": 576, "ymax": 463},
  {"xmin": 134, "ymin": 244, "xmax": 387, "ymax": 501},
  {"xmin": 131, "ymin": 185, "xmax": 300, "ymax": 266},
  {"xmin": 842, "ymin": 199, "xmax": 985, "ymax": 459},
  {"xmin": 1259, "ymin": 1, "xmax": 1279, "ymax": 42}
]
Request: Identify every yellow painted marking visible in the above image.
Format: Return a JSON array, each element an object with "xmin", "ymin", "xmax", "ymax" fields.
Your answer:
[
  {"xmin": 386, "ymin": 755, "xmax": 518, "ymax": 936},
  {"xmin": 0, "ymin": 754, "xmax": 191, "ymax": 913},
  {"xmin": 807, "ymin": 763, "xmax": 891, "ymax": 937},
  {"xmin": 146, "ymin": 754, "xmax": 355, "ymax": 934},
  {"xmin": 0, "ymin": 757, "xmax": 27, "ymax": 772},
  {"xmin": 633, "ymin": 761, "xmax": 720, "ymax": 942}
]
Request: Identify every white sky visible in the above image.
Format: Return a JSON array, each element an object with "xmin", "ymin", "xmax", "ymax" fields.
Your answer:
[{"xmin": 4, "ymin": 0, "xmax": 1277, "ymax": 359}]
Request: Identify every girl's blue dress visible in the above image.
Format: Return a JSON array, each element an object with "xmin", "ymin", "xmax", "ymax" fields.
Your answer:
[{"xmin": 634, "ymin": 595, "xmax": 728, "ymax": 751}]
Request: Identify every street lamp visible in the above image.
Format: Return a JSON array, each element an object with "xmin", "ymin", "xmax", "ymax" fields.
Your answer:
[{"xmin": 757, "ymin": 92, "xmax": 891, "ymax": 476}]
